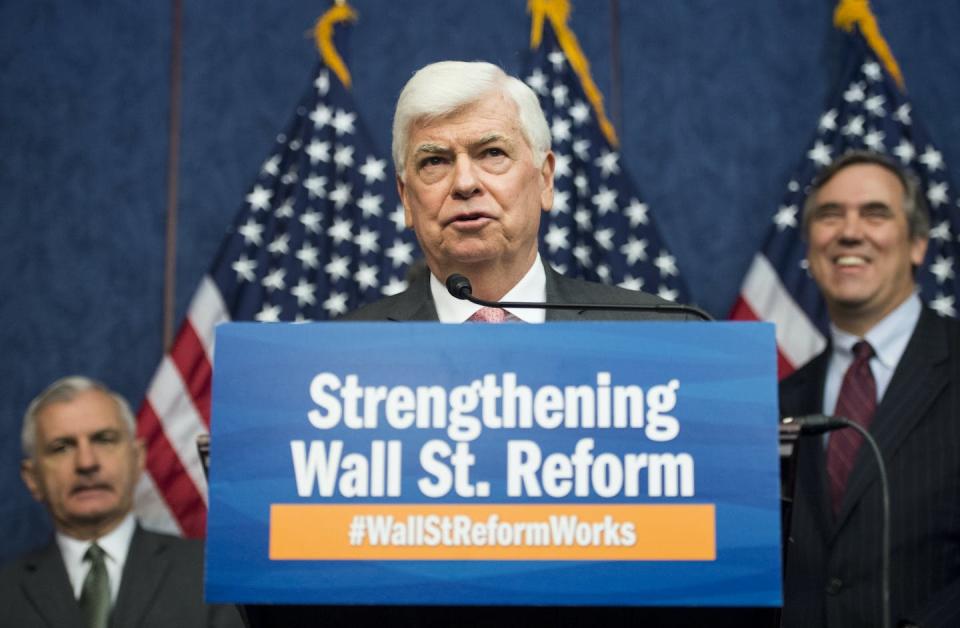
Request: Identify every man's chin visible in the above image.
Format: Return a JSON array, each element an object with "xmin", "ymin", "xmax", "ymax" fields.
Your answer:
[{"xmin": 65, "ymin": 496, "xmax": 123, "ymax": 522}]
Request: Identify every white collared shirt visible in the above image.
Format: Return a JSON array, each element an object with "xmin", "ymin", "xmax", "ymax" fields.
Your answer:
[
  {"xmin": 429, "ymin": 254, "xmax": 547, "ymax": 323},
  {"xmin": 56, "ymin": 513, "xmax": 136, "ymax": 603},
  {"xmin": 822, "ymin": 293, "xmax": 922, "ymax": 416}
]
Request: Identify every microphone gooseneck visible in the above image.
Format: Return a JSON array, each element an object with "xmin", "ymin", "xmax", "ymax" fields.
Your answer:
[
  {"xmin": 782, "ymin": 413, "xmax": 891, "ymax": 628},
  {"xmin": 443, "ymin": 273, "xmax": 713, "ymax": 321}
]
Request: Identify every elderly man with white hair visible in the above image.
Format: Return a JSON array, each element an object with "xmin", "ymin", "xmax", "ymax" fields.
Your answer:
[{"xmin": 344, "ymin": 60, "xmax": 687, "ymax": 323}]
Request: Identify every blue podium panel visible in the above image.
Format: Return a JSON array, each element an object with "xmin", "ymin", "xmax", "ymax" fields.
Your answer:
[{"xmin": 206, "ymin": 322, "xmax": 781, "ymax": 607}]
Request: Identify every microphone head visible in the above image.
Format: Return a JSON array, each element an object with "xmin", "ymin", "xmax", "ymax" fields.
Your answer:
[{"xmin": 445, "ymin": 274, "xmax": 472, "ymax": 299}]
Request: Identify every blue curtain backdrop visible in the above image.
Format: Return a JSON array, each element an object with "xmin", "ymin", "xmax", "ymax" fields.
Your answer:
[{"xmin": 1, "ymin": 0, "xmax": 959, "ymax": 562}]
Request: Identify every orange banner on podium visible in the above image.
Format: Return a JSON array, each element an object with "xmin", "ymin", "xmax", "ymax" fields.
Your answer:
[{"xmin": 270, "ymin": 503, "xmax": 715, "ymax": 561}]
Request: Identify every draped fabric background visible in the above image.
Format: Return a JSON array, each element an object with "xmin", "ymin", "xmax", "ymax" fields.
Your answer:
[{"xmin": 1, "ymin": 0, "xmax": 958, "ymax": 562}]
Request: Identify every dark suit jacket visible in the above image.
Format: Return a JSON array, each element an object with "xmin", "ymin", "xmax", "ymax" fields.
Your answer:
[
  {"xmin": 0, "ymin": 525, "xmax": 245, "ymax": 628},
  {"xmin": 779, "ymin": 308, "xmax": 960, "ymax": 628},
  {"xmin": 341, "ymin": 260, "xmax": 694, "ymax": 321}
]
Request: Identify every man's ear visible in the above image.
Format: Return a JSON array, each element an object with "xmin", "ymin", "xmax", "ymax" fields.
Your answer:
[
  {"xmin": 20, "ymin": 458, "xmax": 44, "ymax": 503},
  {"xmin": 910, "ymin": 236, "xmax": 929, "ymax": 268},
  {"xmin": 134, "ymin": 437, "xmax": 147, "ymax": 475},
  {"xmin": 539, "ymin": 151, "xmax": 556, "ymax": 213},
  {"xmin": 397, "ymin": 175, "xmax": 413, "ymax": 228}
]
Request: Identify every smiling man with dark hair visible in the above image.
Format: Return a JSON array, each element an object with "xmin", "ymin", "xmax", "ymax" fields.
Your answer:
[{"xmin": 780, "ymin": 151, "xmax": 960, "ymax": 628}]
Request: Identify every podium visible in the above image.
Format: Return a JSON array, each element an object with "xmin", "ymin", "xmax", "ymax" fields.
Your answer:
[{"xmin": 204, "ymin": 321, "xmax": 785, "ymax": 624}]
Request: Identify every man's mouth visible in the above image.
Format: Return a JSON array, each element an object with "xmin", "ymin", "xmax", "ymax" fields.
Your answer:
[
  {"xmin": 71, "ymin": 483, "xmax": 112, "ymax": 496},
  {"xmin": 834, "ymin": 255, "xmax": 868, "ymax": 267},
  {"xmin": 447, "ymin": 211, "xmax": 492, "ymax": 228}
]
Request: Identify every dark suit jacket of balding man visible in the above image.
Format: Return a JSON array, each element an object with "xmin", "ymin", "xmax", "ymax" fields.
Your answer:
[
  {"xmin": 780, "ymin": 307, "xmax": 960, "ymax": 628},
  {"xmin": 0, "ymin": 525, "xmax": 245, "ymax": 628},
  {"xmin": 341, "ymin": 259, "xmax": 693, "ymax": 322}
]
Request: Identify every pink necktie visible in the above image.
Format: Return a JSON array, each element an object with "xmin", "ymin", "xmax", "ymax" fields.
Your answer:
[
  {"xmin": 466, "ymin": 307, "xmax": 521, "ymax": 323},
  {"xmin": 826, "ymin": 340, "xmax": 877, "ymax": 516}
]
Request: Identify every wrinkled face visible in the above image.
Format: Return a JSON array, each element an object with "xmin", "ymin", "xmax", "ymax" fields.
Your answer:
[
  {"xmin": 806, "ymin": 163, "xmax": 928, "ymax": 329},
  {"xmin": 21, "ymin": 389, "xmax": 144, "ymax": 539},
  {"xmin": 398, "ymin": 93, "xmax": 554, "ymax": 279}
]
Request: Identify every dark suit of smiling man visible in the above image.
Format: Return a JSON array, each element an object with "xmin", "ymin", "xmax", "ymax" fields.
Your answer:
[{"xmin": 779, "ymin": 151, "xmax": 960, "ymax": 628}]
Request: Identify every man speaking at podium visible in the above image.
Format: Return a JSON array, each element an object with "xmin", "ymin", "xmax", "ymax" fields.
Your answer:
[
  {"xmin": 779, "ymin": 151, "xmax": 960, "ymax": 628},
  {"xmin": 343, "ymin": 60, "xmax": 689, "ymax": 323}
]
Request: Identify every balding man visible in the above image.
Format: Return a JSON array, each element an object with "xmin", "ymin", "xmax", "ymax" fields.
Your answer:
[{"xmin": 0, "ymin": 376, "xmax": 243, "ymax": 628}]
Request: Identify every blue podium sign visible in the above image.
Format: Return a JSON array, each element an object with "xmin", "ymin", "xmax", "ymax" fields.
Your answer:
[{"xmin": 206, "ymin": 321, "xmax": 781, "ymax": 607}]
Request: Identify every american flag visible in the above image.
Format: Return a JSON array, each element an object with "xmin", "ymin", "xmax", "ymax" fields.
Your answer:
[
  {"xmin": 731, "ymin": 32, "xmax": 960, "ymax": 378},
  {"xmin": 133, "ymin": 13, "xmax": 689, "ymax": 536},
  {"xmin": 133, "ymin": 34, "xmax": 417, "ymax": 536},
  {"xmin": 525, "ymin": 21, "xmax": 689, "ymax": 303}
]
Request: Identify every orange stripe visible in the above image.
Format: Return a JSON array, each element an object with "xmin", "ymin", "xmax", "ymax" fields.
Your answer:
[{"xmin": 270, "ymin": 504, "xmax": 714, "ymax": 561}]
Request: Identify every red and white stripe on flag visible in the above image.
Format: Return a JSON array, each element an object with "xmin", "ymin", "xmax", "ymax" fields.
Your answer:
[
  {"xmin": 134, "ymin": 276, "xmax": 229, "ymax": 536},
  {"xmin": 730, "ymin": 253, "xmax": 826, "ymax": 380}
]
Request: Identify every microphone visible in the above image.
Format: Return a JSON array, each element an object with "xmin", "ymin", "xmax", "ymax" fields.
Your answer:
[
  {"xmin": 444, "ymin": 273, "xmax": 713, "ymax": 321},
  {"xmin": 781, "ymin": 413, "xmax": 891, "ymax": 628},
  {"xmin": 779, "ymin": 413, "xmax": 848, "ymax": 435}
]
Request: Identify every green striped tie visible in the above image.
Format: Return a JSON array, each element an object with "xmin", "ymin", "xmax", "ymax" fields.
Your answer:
[{"xmin": 79, "ymin": 543, "xmax": 111, "ymax": 628}]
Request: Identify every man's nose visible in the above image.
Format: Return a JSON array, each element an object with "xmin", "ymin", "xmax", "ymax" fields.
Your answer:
[
  {"xmin": 74, "ymin": 439, "xmax": 99, "ymax": 473},
  {"xmin": 451, "ymin": 156, "xmax": 481, "ymax": 200},
  {"xmin": 838, "ymin": 211, "xmax": 864, "ymax": 241}
]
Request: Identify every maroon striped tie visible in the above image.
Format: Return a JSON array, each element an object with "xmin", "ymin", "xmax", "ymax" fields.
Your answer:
[
  {"xmin": 826, "ymin": 340, "xmax": 877, "ymax": 516},
  {"xmin": 466, "ymin": 307, "xmax": 521, "ymax": 323}
]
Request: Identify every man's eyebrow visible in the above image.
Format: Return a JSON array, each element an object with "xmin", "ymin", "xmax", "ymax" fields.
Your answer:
[
  {"xmin": 413, "ymin": 143, "xmax": 450, "ymax": 155},
  {"xmin": 858, "ymin": 201, "xmax": 893, "ymax": 211},
  {"xmin": 473, "ymin": 133, "xmax": 510, "ymax": 146},
  {"xmin": 814, "ymin": 201, "xmax": 842, "ymax": 211},
  {"xmin": 44, "ymin": 435, "xmax": 77, "ymax": 449},
  {"xmin": 814, "ymin": 200, "xmax": 892, "ymax": 211}
]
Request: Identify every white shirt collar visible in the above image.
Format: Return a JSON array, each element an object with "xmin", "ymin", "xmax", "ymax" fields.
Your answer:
[
  {"xmin": 429, "ymin": 254, "xmax": 547, "ymax": 323},
  {"xmin": 829, "ymin": 293, "xmax": 922, "ymax": 372},
  {"xmin": 56, "ymin": 513, "xmax": 136, "ymax": 603}
]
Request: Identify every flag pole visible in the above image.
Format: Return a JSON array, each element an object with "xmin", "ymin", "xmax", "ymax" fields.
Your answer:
[
  {"xmin": 528, "ymin": 0, "xmax": 619, "ymax": 147},
  {"xmin": 833, "ymin": 0, "xmax": 905, "ymax": 90},
  {"xmin": 162, "ymin": 0, "xmax": 184, "ymax": 351},
  {"xmin": 313, "ymin": 1, "xmax": 358, "ymax": 89}
]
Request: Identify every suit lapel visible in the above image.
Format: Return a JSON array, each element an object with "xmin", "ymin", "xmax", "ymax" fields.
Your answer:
[
  {"xmin": 384, "ymin": 272, "xmax": 439, "ymax": 321},
  {"xmin": 833, "ymin": 309, "xmax": 951, "ymax": 532},
  {"xmin": 19, "ymin": 542, "xmax": 85, "ymax": 628},
  {"xmin": 544, "ymin": 263, "xmax": 585, "ymax": 321},
  {"xmin": 110, "ymin": 526, "xmax": 170, "ymax": 628}
]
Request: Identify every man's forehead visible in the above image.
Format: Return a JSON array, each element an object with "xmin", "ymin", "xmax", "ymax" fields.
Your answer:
[
  {"xmin": 817, "ymin": 163, "xmax": 906, "ymax": 199},
  {"xmin": 36, "ymin": 390, "xmax": 125, "ymax": 436},
  {"xmin": 409, "ymin": 98, "xmax": 523, "ymax": 144}
]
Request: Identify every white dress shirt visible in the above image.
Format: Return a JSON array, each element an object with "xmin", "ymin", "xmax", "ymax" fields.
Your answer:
[
  {"xmin": 822, "ymin": 293, "xmax": 922, "ymax": 416},
  {"xmin": 429, "ymin": 254, "xmax": 548, "ymax": 323},
  {"xmin": 56, "ymin": 513, "xmax": 136, "ymax": 603}
]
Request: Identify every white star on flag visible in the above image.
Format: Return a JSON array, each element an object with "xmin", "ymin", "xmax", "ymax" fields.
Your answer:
[
  {"xmin": 544, "ymin": 224, "xmax": 569, "ymax": 253},
  {"xmin": 359, "ymin": 157, "xmax": 387, "ymax": 183},
  {"xmin": 238, "ymin": 219, "xmax": 264, "ymax": 246},
  {"xmin": 774, "ymin": 205, "xmax": 798, "ymax": 231}
]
